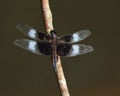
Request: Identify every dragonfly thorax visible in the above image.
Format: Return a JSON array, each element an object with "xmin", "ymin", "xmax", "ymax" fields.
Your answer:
[{"xmin": 49, "ymin": 30, "xmax": 57, "ymax": 45}]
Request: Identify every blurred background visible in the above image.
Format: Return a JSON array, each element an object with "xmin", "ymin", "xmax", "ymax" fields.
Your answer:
[{"xmin": 0, "ymin": 0, "xmax": 120, "ymax": 96}]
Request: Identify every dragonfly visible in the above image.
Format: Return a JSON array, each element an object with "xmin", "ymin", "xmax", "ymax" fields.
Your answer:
[{"xmin": 14, "ymin": 23, "xmax": 94, "ymax": 68}]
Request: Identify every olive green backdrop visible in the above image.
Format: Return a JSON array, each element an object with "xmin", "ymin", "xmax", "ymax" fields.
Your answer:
[{"xmin": 0, "ymin": 0, "xmax": 119, "ymax": 96}]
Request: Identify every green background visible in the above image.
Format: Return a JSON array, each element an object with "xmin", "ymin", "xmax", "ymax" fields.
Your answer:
[{"xmin": 0, "ymin": 0, "xmax": 120, "ymax": 96}]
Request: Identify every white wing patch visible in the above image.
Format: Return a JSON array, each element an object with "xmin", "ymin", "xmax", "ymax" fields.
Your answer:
[
  {"xmin": 70, "ymin": 45, "xmax": 80, "ymax": 56},
  {"xmin": 28, "ymin": 29, "xmax": 36, "ymax": 39},
  {"xmin": 72, "ymin": 33, "xmax": 80, "ymax": 42},
  {"xmin": 28, "ymin": 41, "xmax": 37, "ymax": 53}
]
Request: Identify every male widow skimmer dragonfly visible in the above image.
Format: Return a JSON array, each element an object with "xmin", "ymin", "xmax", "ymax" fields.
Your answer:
[{"xmin": 14, "ymin": 23, "xmax": 93, "ymax": 67}]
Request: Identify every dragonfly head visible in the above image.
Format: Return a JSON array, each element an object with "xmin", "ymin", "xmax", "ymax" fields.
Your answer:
[{"xmin": 50, "ymin": 30, "xmax": 57, "ymax": 38}]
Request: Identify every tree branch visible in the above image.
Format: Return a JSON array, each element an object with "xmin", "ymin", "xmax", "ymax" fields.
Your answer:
[
  {"xmin": 41, "ymin": 0, "xmax": 53, "ymax": 33},
  {"xmin": 41, "ymin": 0, "xmax": 70, "ymax": 96}
]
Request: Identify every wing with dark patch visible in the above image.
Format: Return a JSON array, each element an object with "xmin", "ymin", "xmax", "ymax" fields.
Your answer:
[
  {"xmin": 58, "ymin": 30, "xmax": 91, "ymax": 43},
  {"xmin": 16, "ymin": 23, "xmax": 50, "ymax": 40},
  {"xmin": 57, "ymin": 43, "xmax": 72, "ymax": 56},
  {"xmin": 57, "ymin": 43, "xmax": 94, "ymax": 57},
  {"xmin": 14, "ymin": 39, "xmax": 52, "ymax": 55}
]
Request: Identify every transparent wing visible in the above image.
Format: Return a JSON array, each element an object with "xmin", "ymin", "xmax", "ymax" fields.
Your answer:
[
  {"xmin": 58, "ymin": 30, "xmax": 91, "ymax": 43},
  {"xmin": 57, "ymin": 43, "xmax": 94, "ymax": 57},
  {"xmin": 14, "ymin": 39, "xmax": 52, "ymax": 55},
  {"xmin": 16, "ymin": 23, "xmax": 50, "ymax": 40}
]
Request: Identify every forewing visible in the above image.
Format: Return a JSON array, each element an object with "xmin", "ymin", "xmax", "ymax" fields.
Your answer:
[
  {"xmin": 58, "ymin": 30, "xmax": 91, "ymax": 43},
  {"xmin": 16, "ymin": 23, "xmax": 50, "ymax": 40},
  {"xmin": 14, "ymin": 39, "xmax": 52, "ymax": 55},
  {"xmin": 57, "ymin": 43, "xmax": 94, "ymax": 57}
]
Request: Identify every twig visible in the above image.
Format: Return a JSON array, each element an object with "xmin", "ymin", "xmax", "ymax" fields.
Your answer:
[
  {"xmin": 41, "ymin": 0, "xmax": 53, "ymax": 33},
  {"xmin": 41, "ymin": 0, "xmax": 70, "ymax": 96}
]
